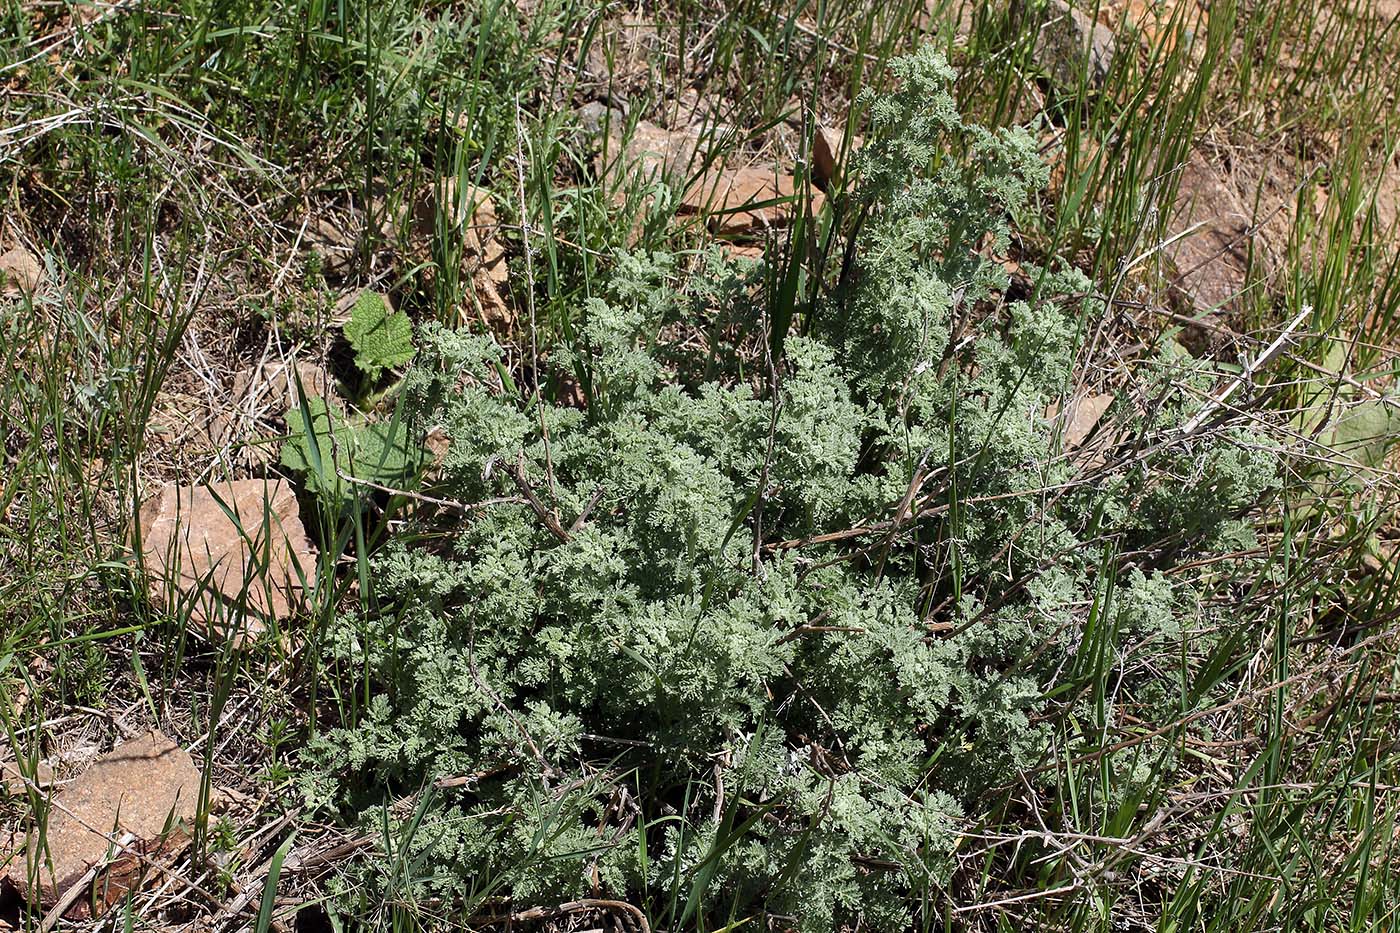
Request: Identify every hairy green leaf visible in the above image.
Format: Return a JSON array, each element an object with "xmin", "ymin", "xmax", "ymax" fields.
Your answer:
[{"xmin": 344, "ymin": 291, "xmax": 415, "ymax": 380}]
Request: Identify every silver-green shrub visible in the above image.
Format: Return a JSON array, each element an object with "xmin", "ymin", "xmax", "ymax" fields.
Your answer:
[{"xmin": 299, "ymin": 46, "xmax": 1278, "ymax": 929}]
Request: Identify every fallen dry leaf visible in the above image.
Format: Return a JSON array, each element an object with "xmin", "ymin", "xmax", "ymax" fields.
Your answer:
[
  {"xmin": 0, "ymin": 246, "xmax": 42, "ymax": 294},
  {"xmin": 813, "ymin": 123, "xmax": 862, "ymax": 189},
  {"xmin": 3, "ymin": 731, "xmax": 200, "ymax": 920},
  {"xmin": 424, "ymin": 425, "xmax": 451, "ymax": 465},
  {"xmin": 1050, "ymin": 392, "xmax": 1115, "ymax": 451},
  {"xmin": 136, "ymin": 479, "xmax": 315, "ymax": 645}
]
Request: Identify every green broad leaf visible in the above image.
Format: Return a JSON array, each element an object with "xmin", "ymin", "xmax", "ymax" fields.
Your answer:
[
  {"xmin": 1326, "ymin": 400, "xmax": 1400, "ymax": 471},
  {"xmin": 1292, "ymin": 396, "xmax": 1400, "ymax": 524},
  {"xmin": 256, "ymin": 832, "xmax": 297, "ymax": 933},
  {"xmin": 281, "ymin": 397, "xmax": 422, "ymax": 506},
  {"xmin": 1293, "ymin": 338, "xmax": 1353, "ymax": 437},
  {"xmin": 343, "ymin": 291, "xmax": 415, "ymax": 380}
]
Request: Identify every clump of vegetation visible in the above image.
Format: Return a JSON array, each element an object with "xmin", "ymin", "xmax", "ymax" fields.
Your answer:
[
  {"xmin": 281, "ymin": 398, "xmax": 422, "ymax": 508},
  {"xmin": 279, "ymin": 293, "xmax": 424, "ymax": 509},
  {"xmin": 301, "ymin": 48, "xmax": 1278, "ymax": 929}
]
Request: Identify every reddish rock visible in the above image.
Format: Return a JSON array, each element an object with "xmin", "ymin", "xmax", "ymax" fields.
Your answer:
[
  {"xmin": 137, "ymin": 479, "xmax": 315, "ymax": 645},
  {"xmin": 595, "ymin": 118, "xmax": 820, "ymax": 245},
  {"xmin": 414, "ymin": 180, "xmax": 512, "ymax": 328},
  {"xmin": 231, "ymin": 359, "xmax": 331, "ymax": 411},
  {"xmin": 1050, "ymin": 392, "xmax": 1115, "ymax": 450},
  {"xmin": 813, "ymin": 123, "xmax": 862, "ymax": 188},
  {"xmin": 0, "ymin": 246, "xmax": 42, "ymax": 294},
  {"xmin": 681, "ymin": 167, "xmax": 824, "ymax": 238},
  {"xmin": 1165, "ymin": 153, "xmax": 1254, "ymax": 315},
  {"xmin": 1034, "ymin": 0, "xmax": 1118, "ymax": 88},
  {"xmin": 4, "ymin": 732, "xmax": 201, "ymax": 919},
  {"xmin": 616, "ymin": 120, "xmax": 700, "ymax": 181},
  {"xmin": 0, "ymin": 760, "xmax": 54, "ymax": 796}
]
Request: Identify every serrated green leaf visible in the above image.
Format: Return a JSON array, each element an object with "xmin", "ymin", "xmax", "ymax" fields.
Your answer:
[{"xmin": 344, "ymin": 291, "xmax": 415, "ymax": 380}]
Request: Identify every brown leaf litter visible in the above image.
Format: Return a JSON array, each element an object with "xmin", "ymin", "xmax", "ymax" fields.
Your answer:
[
  {"xmin": 2, "ymin": 731, "xmax": 201, "ymax": 921},
  {"xmin": 135, "ymin": 479, "xmax": 315, "ymax": 647},
  {"xmin": 1048, "ymin": 392, "xmax": 1116, "ymax": 455}
]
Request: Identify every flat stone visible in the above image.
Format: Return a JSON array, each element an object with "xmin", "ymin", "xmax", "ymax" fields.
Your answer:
[
  {"xmin": 137, "ymin": 479, "xmax": 315, "ymax": 645},
  {"xmin": 577, "ymin": 101, "xmax": 623, "ymax": 138},
  {"xmin": 680, "ymin": 166, "xmax": 824, "ymax": 238},
  {"xmin": 0, "ymin": 760, "xmax": 54, "ymax": 797},
  {"xmin": 1050, "ymin": 392, "xmax": 1115, "ymax": 450},
  {"xmin": 3, "ymin": 731, "xmax": 201, "ymax": 919},
  {"xmin": 231, "ymin": 359, "xmax": 331, "ymax": 411},
  {"xmin": 1034, "ymin": 0, "xmax": 1117, "ymax": 88},
  {"xmin": 305, "ymin": 216, "xmax": 357, "ymax": 278},
  {"xmin": 429, "ymin": 183, "xmax": 512, "ymax": 329},
  {"xmin": 813, "ymin": 123, "xmax": 861, "ymax": 188},
  {"xmin": 0, "ymin": 247, "xmax": 42, "ymax": 294},
  {"xmin": 617, "ymin": 120, "xmax": 700, "ymax": 181},
  {"xmin": 1165, "ymin": 152, "xmax": 1253, "ymax": 315}
]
